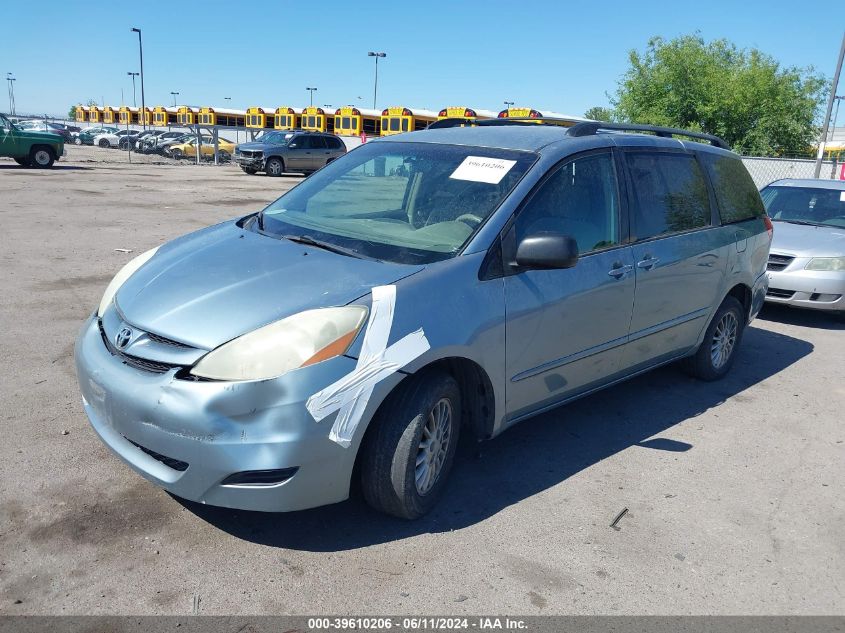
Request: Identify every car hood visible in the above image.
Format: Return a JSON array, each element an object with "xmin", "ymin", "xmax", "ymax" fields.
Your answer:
[
  {"xmin": 114, "ymin": 220, "xmax": 423, "ymax": 350},
  {"xmin": 236, "ymin": 142, "xmax": 280, "ymax": 151},
  {"xmin": 770, "ymin": 221, "xmax": 845, "ymax": 257},
  {"xmin": 18, "ymin": 130, "xmax": 62, "ymax": 143}
]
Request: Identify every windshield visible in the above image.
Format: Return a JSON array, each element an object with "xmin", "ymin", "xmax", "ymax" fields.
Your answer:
[
  {"xmin": 761, "ymin": 185, "xmax": 845, "ymax": 228},
  {"xmin": 258, "ymin": 131, "xmax": 290, "ymax": 145},
  {"xmin": 258, "ymin": 141, "xmax": 537, "ymax": 264}
]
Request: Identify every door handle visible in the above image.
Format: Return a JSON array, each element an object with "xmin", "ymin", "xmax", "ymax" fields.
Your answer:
[
  {"xmin": 637, "ymin": 256, "xmax": 660, "ymax": 270},
  {"xmin": 608, "ymin": 263, "xmax": 633, "ymax": 278}
]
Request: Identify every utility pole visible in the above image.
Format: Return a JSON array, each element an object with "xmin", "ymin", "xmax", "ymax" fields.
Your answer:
[
  {"xmin": 170, "ymin": 91, "xmax": 180, "ymax": 107},
  {"xmin": 815, "ymin": 30, "xmax": 845, "ymax": 177},
  {"xmin": 131, "ymin": 28, "xmax": 146, "ymax": 129},
  {"xmin": 306, "ymin": 87, "xmax": 317, "ymax": 106},
  {"xmin": 368, "ymin": 52, "xmax": 386, "ymax": 110},
  {"xmin": 7, "ymin": 74, "xmax": 16, "ymax": 116}
]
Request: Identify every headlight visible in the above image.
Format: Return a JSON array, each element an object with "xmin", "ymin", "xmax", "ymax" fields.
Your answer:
[
  {"xmin": 805, "ymin": 257, "xmax": 845, "ymax": 271},
  {"xmin": 189, "ymin": 306, "xmax": 368, "ymax": 381},
  {"xmin": 97, "ymin": 247, "xmax": 159, "ymax": 317}
]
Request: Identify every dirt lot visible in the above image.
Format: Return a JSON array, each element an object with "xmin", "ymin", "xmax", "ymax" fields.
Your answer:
[{"xmin": 0, "ymin": 147, "xmax": 843, "ymax": 615}]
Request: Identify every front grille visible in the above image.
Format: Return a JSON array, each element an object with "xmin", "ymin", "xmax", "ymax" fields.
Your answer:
[
  {"xmin": 767, "ymin": 254, "xmax": 795, "ymax": 271},
  {"xmin": 125, "ymin": 438, "xmax": 189, "ymax": 472},
  {"xmin": 99, "ymin": 320, "xmax": 184, "ymax": 375},
  {"xmin": 767, "ymin": 288, "xmax": 795, "ymax": 299},
  {"xmin": 147, "ymin": 332, "xmax": 192, "ymax": 349}
]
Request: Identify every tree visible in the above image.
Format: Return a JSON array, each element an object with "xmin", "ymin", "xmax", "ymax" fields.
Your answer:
[
  {"xmin": 611, "ymin": 35, "xmax": 827, "ymax": 156},
  {"xmin": 584, "ymin": 106, "xmax": 616, "ymax": 122},
  {"xmin": 67, "ymin": 105, "xmax": 76, "ymax": 120}
]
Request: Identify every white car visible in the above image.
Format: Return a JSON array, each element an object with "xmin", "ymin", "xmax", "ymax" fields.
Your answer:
[{"xmin": 93, "ymin": 130, "xmax": 135, "ymax": 149}]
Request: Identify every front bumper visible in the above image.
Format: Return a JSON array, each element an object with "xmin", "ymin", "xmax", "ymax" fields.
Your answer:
[
  {"xmin": 765, "ymin": 261, "xmax": 845, "ymax": 313},
  {"xmin": 235, "ymin": 154, "xmax": 264, "ymax": 169},
  {"xmin": 74, "ymin": 315, "xmax": 370, "ymax": 512}
]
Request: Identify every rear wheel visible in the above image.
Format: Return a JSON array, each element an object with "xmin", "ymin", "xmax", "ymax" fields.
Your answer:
[
  {"xmin": 98, "ymin": 138, "xmax": 110, "ymax": 148},
  {"xmin": 681, "ymin": 296, "xmax": 745, "ymax": 381},
  {"xmin": 170, "ymin": 148, "xmax": 183, "ymax": 160},
  {"xmin": 29, "ymin": 146, "xmax": 55, "ymax": 169},
  {"xmin": 14, "ymin": 157, "xmax": 31, "ymax": 167},
  {"xmin": 361, "ymin": 371, "xmax": 461, "ymax": 519},
  {"xmin": 217, "ymin": 150, "xmax": 231, "ymax": 163},
  {"xmin": 265, "ymin": 157, "xmax": 284, "ymax": 176}
]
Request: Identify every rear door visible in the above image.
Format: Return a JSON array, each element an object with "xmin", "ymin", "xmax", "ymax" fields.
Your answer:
[
  {"xmin": 620, "ymin": 150, "xmax": 727, "ymax": 371},
  {"xmin": 504, "ymin": 149, "xmax": 636, "ymax": 421}
]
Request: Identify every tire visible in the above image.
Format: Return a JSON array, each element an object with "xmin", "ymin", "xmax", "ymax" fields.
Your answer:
[
  {"xmin": 265, "ymin": 157, "xmax": 284, "ymax": 177},
  {"xmin": 29, "ymin": 146, "xmax": 55, "ymax": 169},
  {"xmin": 73, "ymin": 137, "xmax": 82, "ymax": 145},
  {"xmin": 98, "ymin": 138, "xmax": 110, "ymax": 148},
  {"xmin": 240, "ymin": 166, "xmax": 258, "ymax": 175},
  {"xmin": 361, "ymin": 371, "xmax": 461, "ymax": 519},
  {"xmin": 14, "ymin": 157, "xmax": 31, "ymax": 167},
  {"xmin": 681, "ymin": 296, "xmax": 745, "ymax": 381},
  {"xmin": 170, "ymin": 149, "xmax": 183, "ymax": 160},
  {"xmin": 218, "ymin": 150, "xmax": 231, "ymax": 163}
]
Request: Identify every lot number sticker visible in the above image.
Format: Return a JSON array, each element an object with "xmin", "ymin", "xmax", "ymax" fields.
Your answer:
[{"xmin": 450, "ymin": 156, "xmax": 517, "ymax": 184}]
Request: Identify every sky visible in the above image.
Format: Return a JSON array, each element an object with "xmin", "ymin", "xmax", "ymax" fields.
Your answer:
[{"xmin": 2, "ymin": 0, "xmax": 842, "ymax": 119}]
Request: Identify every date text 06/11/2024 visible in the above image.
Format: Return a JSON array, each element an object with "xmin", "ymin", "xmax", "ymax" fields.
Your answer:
[{"xmin": 306, "ymin": 617, "xmax": 528, "ymax": 630}]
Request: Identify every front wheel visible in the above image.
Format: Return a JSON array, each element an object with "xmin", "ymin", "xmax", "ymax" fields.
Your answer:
[
  {"xmin": 170, "ymin": 149, "xmax": 183, "ymax": 160},
  {"xmin": 265, "ymin": 157, "xmax": 284, "ymax": 176},
  {"xmin": 73, "ymin": 137, "xmax": 82, "ymax": 145},
  {"xmin": 29, "ymin": 146, "xmax": 55, "ymax": 169},
  {"xmin": 98, "ymin": 138, "xmax": 110, "ymax": 148},
  {"xmin": 361, "ymin": 371, "xmax": 461, "ymax": 519},
  {"xmin": 681, "ymin": 296, "xmax": 745, "ymax": 381}
]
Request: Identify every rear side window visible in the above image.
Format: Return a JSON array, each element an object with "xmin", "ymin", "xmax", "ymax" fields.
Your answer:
[
  {"xmin": 626, "ymin": 152, "xmax": 711, "ymax": 240},
  {"xmin": 700, "ymin": 153, "xmax": 765, "ymax": 223}
]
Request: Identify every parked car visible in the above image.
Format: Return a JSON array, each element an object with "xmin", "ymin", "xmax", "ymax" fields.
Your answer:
[
  {"xmin": 15, "ymin": 120, "xmax": 73, "ymax": 143},
  {"xmin": 93, "ymin": 129, "xmax": 136, "ymax": 148},
  {"xmin": 235, "ymin": 130, "xmax": 346, "ymax": 176},
  {"xmin": 137, "ymin": 131, "xmax": 190, "ymax": 154},
  {"xmin": 75, "ymin": 126, "xmax": 119, "ymax": 146},
  {"xmin": 75, "ymin": 122, "xmax": 770, "ymax": 519},
  {"xmin": 0, "ymin": 112, "xmax": 65, "ymax": 167},
  {"xmin": 167, "ymin": 137, "xmax": 234, "ymax": 161},
  {"xmin": 117, "ymin": 129, "xmax": 155, "ymax": 150},
  {"xmin": 760, "ymin": 178, "xmax": 845, "ymax": 319}
]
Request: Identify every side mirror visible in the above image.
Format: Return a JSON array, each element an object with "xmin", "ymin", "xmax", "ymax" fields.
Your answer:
[
  {"xmin": 289, "ymin": 142, "xmax": 299, "ymax": 148},
  {"xmin": 515, "ymin": 232, "xmax": 579, "ymax": 270}
]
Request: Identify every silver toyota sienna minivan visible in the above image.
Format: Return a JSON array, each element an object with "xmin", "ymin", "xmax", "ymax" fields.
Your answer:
[{"xmin": 75, "ymin": 121, "xmax": 771, "ymax": 519}]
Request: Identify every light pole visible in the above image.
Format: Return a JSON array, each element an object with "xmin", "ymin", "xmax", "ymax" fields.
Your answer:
[
  {"xmin": 367, "ymin": 52, "xmax": 386, "ymax": 110},
  {"xmin": 306, "ymin": 87, "xmax": 317, "ymax": 106},
  {"xmin": 7, "ymin": 73, "xmax": 16, "ymax": 116},
  {"xmin": 503, "ymin": 100, "xmax": 514, "ymax": 110},
  {"xmin": 170, "ymin": 91, "xmax": 180, "ymax": 107},
  {"xmin": 127, "ymin": 72, "xmax": 139, "ymax": 107},
  {"xmin": 130, "ymin": 28, "xmax": 146, "ymax": 129},
  {"xmin": 815, "ymin": 30, "xmax": 845, "ymax": 176},
  {"xmin": 829, "ymin": 95, "xmax": 844, "ymax": 142}
]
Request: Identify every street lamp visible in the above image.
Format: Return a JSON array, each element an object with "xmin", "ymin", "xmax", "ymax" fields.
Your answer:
[
  {"xmin": 829, "ymin": 95, "xmax": 844, "ymax": 142},
  {"xmin": 6, "ymin": 73, "xmax": 16, "ymax": 116},
  {"xmin": 367, "ymin": 52, "xmax": 386, "ymax": 110},
  {"xmin": 130, "ymin": 28, "xmax": 146, "ymax": 128},
  {"xmin": 170, "ymin": 91, "xmax": 180, "ymax": 107},
  {"xmin": 306, "ymin": 87, "xmax": 317, "ymax": 106},
  {"xmin": 127, "ymin": 72, "xmax": 139, "ymax": 107},
  {"xmin": 503, "ymin": 100, "xmax": 514, "ymax": 109}
]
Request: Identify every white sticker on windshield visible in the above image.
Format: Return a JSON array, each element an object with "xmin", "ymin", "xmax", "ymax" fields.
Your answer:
[
  {"xmin": 840, "ymin": 191, "xmax": 845, "ymax": 202},
  {"xmin": 449, "ymin": 156, "xmax": 517, "ymax": 184}
]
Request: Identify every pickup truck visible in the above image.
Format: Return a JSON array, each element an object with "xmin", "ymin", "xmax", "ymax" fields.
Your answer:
[{"xmin": 1, "ymin": 113, "xmax": 65, "ymax": 168}]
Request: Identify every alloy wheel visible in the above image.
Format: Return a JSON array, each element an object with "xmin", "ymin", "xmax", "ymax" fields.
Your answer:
[
  {"xmin": 415, "ymin": 398, "xmax": 452, "ymax": 495},
  {"xmin": 710, "ymin": 311, "xmax": 739, "ymax": 369}
]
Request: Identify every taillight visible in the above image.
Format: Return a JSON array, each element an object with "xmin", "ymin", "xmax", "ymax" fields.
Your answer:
[{"xmin": 764, "ymin": 215, "xmax": 773, "ymax": 240}]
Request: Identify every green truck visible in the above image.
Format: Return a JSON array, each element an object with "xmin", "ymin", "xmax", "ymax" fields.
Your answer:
[{"xmin": 1, "ymin": 113, "xmax": 65, "ymax": 168}]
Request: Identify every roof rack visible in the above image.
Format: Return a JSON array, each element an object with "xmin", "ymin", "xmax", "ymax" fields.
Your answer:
[
  {"xmin": 427, "ymin": 116, "xmax": 583, "ymax": 130},
  {"xmin": 566, "ymin": 121, "xmax": 730, "ymax": 150}
]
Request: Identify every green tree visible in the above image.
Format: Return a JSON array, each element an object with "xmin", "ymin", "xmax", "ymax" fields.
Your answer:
[
  {"xmin": 67, "ymin": 105, "xmax": 77, "ymax": 120},
  {"xmin": 611, "ymin": 35, "xmax": 827, "ymax": 156},
  {"xmin": 584, "ymin": 106, "xmax": 616, "ymax": 122}
]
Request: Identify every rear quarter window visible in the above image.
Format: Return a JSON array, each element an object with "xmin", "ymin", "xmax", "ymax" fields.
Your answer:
[{"xmin": 701, "ymin": 153, "xmax": 765, "ymax": 223}]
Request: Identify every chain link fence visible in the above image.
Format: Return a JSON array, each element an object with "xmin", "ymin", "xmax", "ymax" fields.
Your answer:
[{"xmin": 741, "ymin": 156, "xmax": 843, "ymax": 189}]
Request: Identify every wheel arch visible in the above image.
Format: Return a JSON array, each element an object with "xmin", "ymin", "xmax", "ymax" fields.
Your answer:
[{"xmin": 725, "ymin": 282, "xmax": 752, "ymax": 323}]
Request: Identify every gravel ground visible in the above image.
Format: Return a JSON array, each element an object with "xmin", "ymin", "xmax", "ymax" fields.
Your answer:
[{"xmin": 0, "ymin": 148, "xmax": 843, "ymax": 616}]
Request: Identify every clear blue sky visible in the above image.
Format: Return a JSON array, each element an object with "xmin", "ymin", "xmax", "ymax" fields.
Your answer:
[{"xmin": 2, "ymin": 0, "xmax": 842, "ymax": 118}]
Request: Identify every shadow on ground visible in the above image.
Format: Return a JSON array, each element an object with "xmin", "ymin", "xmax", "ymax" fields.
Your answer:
[
  {"xmin": 757, "ymin": 303, "xmax": 844, "ymax": 331},
  {"xmin": 177, "ymin": 324, "xmax": 813, "ymax": 551},
  {"xmin": 0, "ymin": 164, "xmax": 92, "ymax": 170}
]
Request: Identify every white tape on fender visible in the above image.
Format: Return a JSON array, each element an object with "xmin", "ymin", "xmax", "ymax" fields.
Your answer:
[{"xmin": 306, "ymin": 285, "xmax": 430, "ymax": 448}]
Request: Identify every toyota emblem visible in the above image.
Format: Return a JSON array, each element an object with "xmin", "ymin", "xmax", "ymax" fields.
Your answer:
[{"xmin": 115, "ymin": 327, "xmax": 133, "ymax": 350}]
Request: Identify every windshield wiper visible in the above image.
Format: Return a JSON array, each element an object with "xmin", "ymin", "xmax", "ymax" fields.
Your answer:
[
  {"xmin": 775, "ymin": 219, "xmax": 825, "ymax": 227},
  {"xmin": 280, "ymin": 234, "xmax": 364, "ymax": 259}
]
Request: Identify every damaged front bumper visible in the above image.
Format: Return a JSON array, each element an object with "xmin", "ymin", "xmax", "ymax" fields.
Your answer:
[
  {"xmin": 234, "ymin": 154, "xmax": 264, "ymax": 169},
  {"xmin": 74, "ymin": 315, "xmax": 364, "ymax": 512}
]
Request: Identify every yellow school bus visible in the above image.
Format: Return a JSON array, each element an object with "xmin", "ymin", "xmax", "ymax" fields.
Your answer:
[
  {"xmin": 333, "ymin": 106, "xmax": 381, "ymax": 136},
  {"xmin": 380, "ymin": 107, "xmax": 438, "ymax": 136},
  {"xmin": 87, "ymin": 106, "xmax": 101, "ymax": 123},
  {"xmin": 177, "ymin": 106, "xmax": 197, "ymax": 126},
  {"xmin": 75, "ymin": 106, "xmax": 87, "ymax": 123},
  {"xmin": 301, "ymin": 106, "xmax": 333, "ymax": 133},
  {"xmin": 118, "ymin": 106, "xmax": 138, "ymax": 125},
  {"xmin": 153, "ymin": 106, "xmax": 177, "ymax": 127},
  {"xmin": 137, "ymin": 107, "xmax": 152, "ymax": 126},
  {"xmin": 102, "ymin": 106, "xmax": 118, "ymax": 124},
  {"xmin": 274, "ymin": 107, "xmax": 301, "ymax": 130},
  {"xmin": 246, "ymin": 106, "xmax": 274, "ymax": 129},
  {"xmin": 437, "ymin": 106, "xmax": 484, "ymax": 121},
  {"xmin": 210, "ymin": 108, "xmax": 246, "ymax": 127},
  {"xmin": 497, "ymin": 107, "xmax": 544, "ymax": 121}
]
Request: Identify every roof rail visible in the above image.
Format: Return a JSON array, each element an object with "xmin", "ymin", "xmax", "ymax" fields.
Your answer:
[
  {"xmin": 427, "ymin": 116, "xmax": 582, "ymax": 130},
  {"xmin": 566, "ymin": 121, "xmax": 730, "ymax": 150}
]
